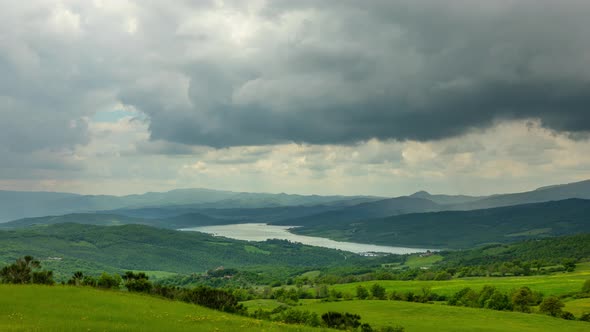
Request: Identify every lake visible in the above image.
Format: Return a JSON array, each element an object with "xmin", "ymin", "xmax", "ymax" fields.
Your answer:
[{"xmin": 181, "ymin": 223, "xmax": 432, "ymax": 255}]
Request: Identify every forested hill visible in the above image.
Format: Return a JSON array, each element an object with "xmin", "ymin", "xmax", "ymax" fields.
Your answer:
[
  {"xmin": 439, "ymin": 233, "xmax": 590, "ymax": 267},
  {"xmin": 272, "ymin": 196, "xmax": 441, "ymax": 226},
  {"xmin": 0, "ymin": 223, "xmax": 363, "ymax": 278},
  {"xmin": 292, "ymin": 198, "xmax": 590, "ymax": 249}
]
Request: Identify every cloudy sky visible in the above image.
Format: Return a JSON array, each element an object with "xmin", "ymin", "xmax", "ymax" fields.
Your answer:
[{"xmin": 1, "ymin": 0, "xmax": 590, "ymax": 197}]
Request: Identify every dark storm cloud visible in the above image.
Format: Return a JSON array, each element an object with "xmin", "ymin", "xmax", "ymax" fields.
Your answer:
[
  {"xmin": 116, "ymin": 0, "xmax": 590, "ymax": 147},
  {"xmin": 2, "ymin": 0, "xmax": 590, "ymax": 152}
]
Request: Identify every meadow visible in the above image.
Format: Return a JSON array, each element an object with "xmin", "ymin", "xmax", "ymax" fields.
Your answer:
[
  {"xmin": 0, "ymin": 285, "xmax": 331, "ymax": 332},
  {"xmin": 328, "ymin": 262, "xmax": 590, "ymax": 298}
]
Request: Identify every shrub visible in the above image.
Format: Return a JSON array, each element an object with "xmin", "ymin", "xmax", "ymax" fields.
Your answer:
[
  {"xmin": 538, "ymin": 296, "xmax": 564, "ymax": 317},
  {"xmin": 97, "ymin": 272, "xmax": 121, "ymax": 289},
  {"xmin": 181, "ymin": 286, "xmax": 245, "ymax": 314},
  {"xmin": 321, "ymin": 312, "xmax": 362, "ymax": 330},
  {"xmin": 356, "ymin": 285, "xmax": 369, "ymax": 299},
  {"xmin": 560, "ymin": 311, "xmax": 575, "ymax": 320},
  {"xmin": 370, "ymin": 284, "xmax": 387, "ymax": 300},
  {"xmin": 32, "ymin": 270, "xmax": 54, "ymax": 285}
]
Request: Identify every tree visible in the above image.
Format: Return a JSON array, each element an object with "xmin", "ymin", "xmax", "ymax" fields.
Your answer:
[
  {"xmin": 68, "ymin": 271, "xmax": 84, "ymax": 286},
  {"xmin": 321, "ymin": 312, "xmax": 362, "ymax": 330},
  {"xmin": 539, "ymin": 296, "xmax": 564, "ymax": 317},
  {"xmin": 560, "ymin": 311, "xmax": 575, "ymax": 320},
  {"xmin": 97, "ymin": 272, "xmax": 121, "ymax": 289},
  {"xmin": 562, "ymin": 259, "xmax": 576, "ymax": 272},
  {"xmin": 32, "ymin": 270, "xmax": 54, "ymax": 285},
  {"xmin": 370, "ymin": 284, "xmax": 386, "ymax": 300},
  {"xmin": 356, "ymin": 285, "xmax": 369, "ymax": 300},
  {"xmin": 0, "ymin": 256, "xmax": 41, "ymax": 284},
  {"xmin": 511, "ymin": 287, "xmax": 535, "ymax": 313},
  {"xmin": 122, "ymin": 271, "xmax": 152, "ymax": 293},
  {"xmin": 484, "ymin": 291, "xmax": 512, "ymax": 311}
]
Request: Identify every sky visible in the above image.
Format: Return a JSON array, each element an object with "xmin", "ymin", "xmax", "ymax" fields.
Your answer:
[{"xmin": 1, "ymin": 0, "xmax": 590, "ymax": 197}]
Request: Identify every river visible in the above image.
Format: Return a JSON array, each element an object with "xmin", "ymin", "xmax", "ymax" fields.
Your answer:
[{"xmin": 181, "ymin": 223, "xmax": 433, "ymax": 255}]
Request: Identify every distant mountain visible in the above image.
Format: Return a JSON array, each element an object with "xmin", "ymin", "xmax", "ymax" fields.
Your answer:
[
  {"xmin": 0, "ymin": 189, "xmax": 383, "ymax": 223},
  {"xmin": 451, "ymin": 179, "xmax": 590, "ymax": 210},
  {"xmin": 409, "ymin": 191, "xmax": 482, "ymax": 205},
  {"xmin": 272, "ymin": 197, "xmax": 441, "ymax": 226},
  {"xmin": 293, "ymin": 198, "xmax": 590, "ymax": 249},
  {"xmin": 0, "ymin": 211, "xmax": 251, "ymax": 230}
]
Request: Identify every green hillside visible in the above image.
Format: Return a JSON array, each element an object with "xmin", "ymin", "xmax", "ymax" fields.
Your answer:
[
  {"xmin": 302, "ymin": 300, "xmax": 589, "ymax": 332},
  {"xmin": 0, "ymin": 285, "xmax": 329, "ymax": 332},
  {"xmin": 293, "ymin": 199, "xmax": 590, "ymax": 248},
  {"xmin": 0, "ymin": 223, "xmax": 362, "ymax": 279}
]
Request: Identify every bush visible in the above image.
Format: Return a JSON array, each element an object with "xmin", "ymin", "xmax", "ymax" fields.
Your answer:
[
  {"xmin": 96, "ymin": 272, "xmax": 121, "ymax": 289},
  {"xmin": 276, "ymin": 309, "xmax": 320, "ymax": 327},
  {"xmin": 582, "ymin": 280, "xmax": 590, "ymax": 293},
  {"xmin": 181, "ymin": 286, "xmax": 245, "ymax": 314},
  {"xmin": 32, "ymin": 270, "xmax": 54, "ymax": 285},
  {"xmin": 371, "ymin": 284, "xmax": 387, "ymax": 300},
  {"xmin": 511, "ymin": 287, "xmax": 536, "ymax": 313},
  {"xmin": 123, "ymin": 271, "xmax": 152, "ymax": 293},
  {"xmin": 321, "ymin": 312, "xmax": 362, "ymax": 330},
  {"xmin": 560, "ymin": 311, "xmax": 575, "ymax": 320},
  {"xmin": 539, "ymin": 296, "xmax": 564, "ymax": 317},
  {"xmin": 356, "ymin": 285, "xmax": 369, "ymax": 299},
  {"xmin": 580, "ymin": 312, "xmax": 590, "ymax": 322}
]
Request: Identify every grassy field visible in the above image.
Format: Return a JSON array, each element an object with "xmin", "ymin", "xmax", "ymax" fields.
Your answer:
[
  {"xmin": 0, "ymin": 285, "xmax": 331, "ymax": 332},
  {"xmin": 303, "ymin": 300, "xmax": 590, "ymax": 332},
  {"xmin": 564, "ymin": 298, "xmax": 590, "ymax": 316},
  {"xmin": 329, "ymin": 263, "xmax": 590, "ymax": 298}
]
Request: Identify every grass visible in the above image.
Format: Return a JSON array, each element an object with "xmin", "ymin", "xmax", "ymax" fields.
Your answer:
[
  {"xmin": 303, "ymin": 300, "xmax": 590, "ymax": 332},
  {"xmin": 564, "ymin": 298, "xmax": 590, "ymax": 316},
  {"xmin": 403, "ymin": 254, "xmax": 443, "ymax": 268},
  {"xmin": 0, "ymin": 285, "xmax": 331, "ymax": 332},
  {"xmin": 330, "ymin": 263, "xmax": 590, "ymax": 298}
]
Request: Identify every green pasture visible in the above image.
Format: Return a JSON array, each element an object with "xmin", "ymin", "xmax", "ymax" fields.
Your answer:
[
  {"xmin": 0, "ymin": 285, "xmax": 330, "ymax": 332},
  {"xmin": 330, "ymin": 263, "xmax": 590, "ymax": 298},
  {"xmin": 303, "ymin": 300, "xmax": 590, "ymax": 332}
]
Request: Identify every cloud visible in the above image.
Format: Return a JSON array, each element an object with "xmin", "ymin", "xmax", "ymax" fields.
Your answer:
[
  {"xmin": 2, "ymin": 1, "xmax": 590, "ymax": 151},
  {"xmin": 2, "ymin": 1, "xmax": 590, "ymax": 196}
]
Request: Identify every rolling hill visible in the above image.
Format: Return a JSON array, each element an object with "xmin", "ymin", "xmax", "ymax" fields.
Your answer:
[
  {"xmin": 292, "ymin": 198, "xmax": 590, "ymax": 248},
  {"xmin": 0, "ymin": 285, "xmax": 328, "ymax": 332},
  {"xmin": 0, "ymin": 223, "xmax": 362, "ymax": 278}
]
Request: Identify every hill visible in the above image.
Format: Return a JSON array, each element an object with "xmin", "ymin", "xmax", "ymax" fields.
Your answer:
[
  {"xmin": 292, "ymin": 199, "xmax": 590, "ymax": 248},
  {"xmin": 0, "ymin": 223, "xmax": 363, "ymax": 279},
  {"xmin": 451, "ymin": 179, "xmax": 590, "ymax": 210},
  {"xmin": 301, "ymin": 300, "xmax": 589, "ymax": 332},
  {"xmin": 272, "ymin": 197, "xmax": 441, "ymax": 226},
  {"xmin": 0, "ymin": 212, "xmax": 236, "ymax": 230},
  {"xmin": 0, "ymin": 189, "xmax": 381, "ymax": 222},
  {"xmin": 0, "ymin": 285, "xmax": 327, "ymax": 332}
]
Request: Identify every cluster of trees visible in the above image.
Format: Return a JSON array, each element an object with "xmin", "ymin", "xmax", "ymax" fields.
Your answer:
[
  {"xmin": 0, "ymin": 256, "xmax": 54, "ymax": 285},
  {"xmin": 446, "ymin": 285, "xmax": 590, "ymax": 321}
]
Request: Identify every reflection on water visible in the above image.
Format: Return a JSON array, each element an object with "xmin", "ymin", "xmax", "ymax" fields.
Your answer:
[{"xmin": 181, "ymin": 223, "xmax": 432, "ymax": 255}]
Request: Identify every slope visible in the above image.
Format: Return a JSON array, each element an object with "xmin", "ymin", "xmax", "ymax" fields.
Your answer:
[
  {"xmin": 292, "ymin": 198, "xmax": 590, "ymax": 248},
  {"xmin": 0, "ymin": 285, "xmax": 328, "ymax": 332}
]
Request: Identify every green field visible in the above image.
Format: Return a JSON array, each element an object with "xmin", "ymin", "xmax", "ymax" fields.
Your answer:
[
  {"xmin": 0, "ymin": 285, "xmax": 331, "ymax": 332},
  {"xmin": 303, "ymin": 300, "xmax": 589, "ymax": 332},
  {"xmin": 329, "ymin": 263, "xmax": 590, "ymax": 298},
  {"xmin": 241, "ymin": 299, "xmax": 590, "ymax": 332},
  {"xmin": 564, "ymin": 298, "xmax": 590, "ymax": 316}
]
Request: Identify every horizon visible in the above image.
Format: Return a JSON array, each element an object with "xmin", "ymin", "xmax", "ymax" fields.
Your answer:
[{"xmin": 2, "ymin": 177, "xmax": 588, "ymax": 199}]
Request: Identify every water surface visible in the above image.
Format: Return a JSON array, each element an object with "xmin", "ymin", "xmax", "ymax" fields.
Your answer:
[{"xmin": 181, "ymin": 223, "xmax": 432, "ymax": 255}]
